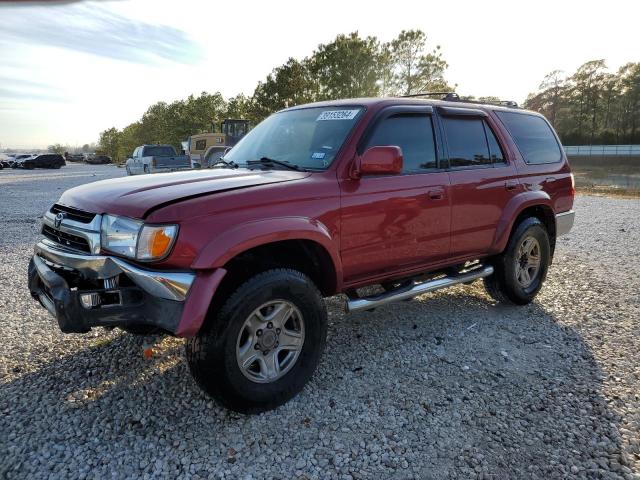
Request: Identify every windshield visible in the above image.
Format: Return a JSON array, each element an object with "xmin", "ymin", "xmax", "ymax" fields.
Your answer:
[
  {"xmin": 144, "ymin": 146, "xmax": 175, "ymax": 156},
  {"xmin": 224, "ymin": 106, "xmax": 364, "ymax": 170}
]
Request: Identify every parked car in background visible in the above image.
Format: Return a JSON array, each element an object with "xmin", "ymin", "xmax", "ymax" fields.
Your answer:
[
  {"xmin": 8, "ymin": 153, "xmax": 34, "ymax": 168},
  {"xmin": 85, "ymin": 154, "xmax": 112, "ymax": 165},
  {"xmin": 16, "ymin": 153, "xmax": 66, "ymax": 169},
  {"xmin": 125, "ymin": 144, "xmax": 190, "ymax": 175},
  {"xmin": 65, "ymin": 153, "xmax": 85, "ymax": 162}
]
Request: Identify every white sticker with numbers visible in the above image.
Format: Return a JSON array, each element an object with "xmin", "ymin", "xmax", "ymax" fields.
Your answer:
[{"xmin": 316, "ymin": 109, "xmax": 360, "ymax": 121}]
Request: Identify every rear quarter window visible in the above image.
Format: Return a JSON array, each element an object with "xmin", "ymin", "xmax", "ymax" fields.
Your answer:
[{"xmin": 495, "ymin": 111, "xmax": 562, "ymax": 164}]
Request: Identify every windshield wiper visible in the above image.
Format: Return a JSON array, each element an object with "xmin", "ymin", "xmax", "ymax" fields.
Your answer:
[
  {"xmin": 209, "ymin": 157, "xmax": 238, "ymax": 169},
  {"xmin": 246, "ymin": 157, "xmax": 301, "ymax": 171}
]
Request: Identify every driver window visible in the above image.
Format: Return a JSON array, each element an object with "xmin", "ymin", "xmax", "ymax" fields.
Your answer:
[{"xmin": 365, "ymin": 114, "xmax": 437, "ymax": 172}]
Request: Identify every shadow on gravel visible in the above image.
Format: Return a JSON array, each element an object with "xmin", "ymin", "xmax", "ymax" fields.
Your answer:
[{"xmin": 0, "ymin": 289, "xmax": 629, "ymax": 479}]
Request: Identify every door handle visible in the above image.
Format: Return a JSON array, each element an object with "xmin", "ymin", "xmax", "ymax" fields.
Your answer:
[
  {"xmin": 427, "ymin": 189, "xmax": 444, "ymax": 200},
  {"xmin": 545, "ymin": 176, "xmax": 556, "ymax": 183},
  {"xmin": 505, "ymin": 180, "xmax": 518, "ymax": 191}
]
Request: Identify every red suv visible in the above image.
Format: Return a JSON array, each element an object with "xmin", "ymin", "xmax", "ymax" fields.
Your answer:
[{"xmin": 29, "ymin": 97, "xmax": 575, "ymax": 412}]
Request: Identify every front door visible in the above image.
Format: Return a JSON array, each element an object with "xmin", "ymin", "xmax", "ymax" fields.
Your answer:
[{"xmin": 339, "ymin": 108, "xmax": 451, "ymax": 284}]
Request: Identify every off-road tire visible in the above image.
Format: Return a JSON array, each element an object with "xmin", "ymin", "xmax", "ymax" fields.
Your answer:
[
  {"xmin": 185, "ymin": 269, "xmax": 327, "ymax": 414},
  {"xmin": 484, "ymin": 217, "xmax": 551, "ymax": 305}
]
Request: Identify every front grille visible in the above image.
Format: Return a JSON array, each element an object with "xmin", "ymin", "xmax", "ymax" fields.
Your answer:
[
  {"xmin": 50, "ymin": 204, "xmax": 96, "ymax": 224},
  {"xmin": 42, "ymin": 224, "xmax": 91, "ymax": 253}
]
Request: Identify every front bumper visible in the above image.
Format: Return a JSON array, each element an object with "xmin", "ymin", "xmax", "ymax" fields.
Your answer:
[
  {"xmin": 29, "ymin": 240, "xmax": 225, "ymax": 337},
  {"xmin": 555, "ymin": 210, "xmax": 575, "ymax": 237}
]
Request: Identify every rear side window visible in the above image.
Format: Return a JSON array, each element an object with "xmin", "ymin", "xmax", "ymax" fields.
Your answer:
[
  {"xmin": 144, "ymin": 146, "xmax": 176, "ymax": 157},
  {"xmin": 365, "ymin": 114, "xmax": 437, "ymax": 172},
  {"xmin": 442, "ymin": 118, "xmax": 491, "ymax": 167},
  {"xmin": 496, "ymin": 111, "xmax": 561, "ymax": 164}
]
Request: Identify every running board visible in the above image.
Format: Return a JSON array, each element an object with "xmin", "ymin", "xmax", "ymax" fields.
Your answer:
[{"xmin": 345, "ymin": 265, "xmax": 494, "ymax": 313}]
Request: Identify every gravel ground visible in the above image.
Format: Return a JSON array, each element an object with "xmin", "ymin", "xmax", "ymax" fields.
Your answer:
[{"xmin": 1, "ymin": 164, "xmax": 639, "ymax": 479}]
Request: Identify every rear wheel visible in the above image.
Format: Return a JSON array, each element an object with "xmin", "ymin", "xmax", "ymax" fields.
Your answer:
[
  {"xmin": 185, "ymin": 269, "xmax": 327, "ymax": 413},
  {"xmin": 484, "ymin": 217, "xmax": 550, "ymax": 305}
]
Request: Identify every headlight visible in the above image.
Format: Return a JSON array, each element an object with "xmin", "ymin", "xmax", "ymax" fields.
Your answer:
[{"xmin": 101, "ymin": 214, "xmax": 178, "ymax": 261}]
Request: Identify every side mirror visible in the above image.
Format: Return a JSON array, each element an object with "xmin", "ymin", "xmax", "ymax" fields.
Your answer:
[{"xmin": 352, "ymin": 146, "xmax": 403, "ymax": 179}]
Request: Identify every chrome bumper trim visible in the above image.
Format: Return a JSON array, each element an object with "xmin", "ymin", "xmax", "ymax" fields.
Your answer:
[
  {"xmin": 555, "ymin": 210, "xmax": 575, "ymax": 237},
  {"xmin": 34, "ymin": 241, "xmax": 194, "ymax": 302}
]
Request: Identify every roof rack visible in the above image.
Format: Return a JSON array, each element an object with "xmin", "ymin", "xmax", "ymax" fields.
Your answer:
[
  {"xmin": 400, "ymin": 92, "xmax": 457, "ymax": 99},
  {"xmin": 401, "ymin": 91, "xmax": 519, "ymax": 108}
]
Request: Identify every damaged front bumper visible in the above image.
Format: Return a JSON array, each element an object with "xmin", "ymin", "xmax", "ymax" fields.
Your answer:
[{"xmin": 28, "ymin": 240, "xmax": 224, "ymax": 337}]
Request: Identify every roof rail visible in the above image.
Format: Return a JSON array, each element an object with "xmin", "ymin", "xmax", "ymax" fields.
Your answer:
[
  {"xmin": 401, "ymin": 92, "xmax": 519, "ymax": 108},
  {"xmin": 400, "ymin": 92, "xmax": 457, "ymax": 99}
]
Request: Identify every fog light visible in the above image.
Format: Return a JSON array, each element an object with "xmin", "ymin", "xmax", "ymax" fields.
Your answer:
[{"xmin": 80, "ymin": 292, "xmax": 101, "ymax": 309}]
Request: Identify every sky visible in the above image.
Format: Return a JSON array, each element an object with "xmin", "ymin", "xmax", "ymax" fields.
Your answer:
[{"xmin": 0, "ymin": 0, "xmax": 637, "ymax": 150}]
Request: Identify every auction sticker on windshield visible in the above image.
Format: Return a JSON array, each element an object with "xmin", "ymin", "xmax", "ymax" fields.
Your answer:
[{"xmin": 316, "ymin": 110, "xmax": 360, "ymax": 121}]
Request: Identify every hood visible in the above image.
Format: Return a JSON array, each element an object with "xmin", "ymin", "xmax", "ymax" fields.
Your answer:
[{"xmin": 58, "ymin": 168, "xmax": 310, "ymax": 218}]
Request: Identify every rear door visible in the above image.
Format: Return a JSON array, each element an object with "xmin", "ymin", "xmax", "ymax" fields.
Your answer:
[
  {"xmin": 339, "ymin": 106, "xmax": 451, "ymax": 283},
  {"xmin": 437, "ymin": 107, "xmax": 519, "ymax": 258}
]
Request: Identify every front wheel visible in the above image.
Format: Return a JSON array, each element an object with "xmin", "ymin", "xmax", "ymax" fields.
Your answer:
[
  {"xmin": 484, "ymin": 217, "xmax": 551, "ymax": 305},
  {"xmin": 185, "ymin": 269, "xmax": 327, "ymax": 413}
]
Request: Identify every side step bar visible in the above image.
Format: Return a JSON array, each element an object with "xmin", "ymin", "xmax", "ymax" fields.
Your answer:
[{"xmin": 345, "ymin": 265, "xmax": 494, "ymax": 313}]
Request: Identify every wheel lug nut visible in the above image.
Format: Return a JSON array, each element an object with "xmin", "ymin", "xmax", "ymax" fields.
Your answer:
[
  {"xmin": 276, "ymin": 328, "xmax": 281, "ymax": 334},
  {"xmin": 256, "ymin": 329, "xmax": 262, "ymax": 337},
  {"xmin": 267, "ymin": 322, "xmax": 273, "ymax": 329},
  {"xmin": 254, "ymin": 344, "xmax": 260, "ymax": 350},
  {"xmin": 263, "ymin": 350, "xmax": 269, "ymax": 355}
]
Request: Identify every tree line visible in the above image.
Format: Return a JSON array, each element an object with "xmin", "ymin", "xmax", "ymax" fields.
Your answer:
[
  {"xmin": 97, "ymin": 29, "xmax": 449, "ymax": 161},
  {"xmin": 95, "ymin": 32, "xmax": 639, "ymax": 161},
  {"xmin": 525, "ymin": 61, "xmax": 640, "ymax": 145}
]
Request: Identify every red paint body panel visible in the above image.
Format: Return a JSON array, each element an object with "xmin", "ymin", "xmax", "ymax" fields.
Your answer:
[
  {"xmin": 58, "ymin": 168, "xmax": 310, "ymax": 219},
  {"xmin": 54, "ymin": 98, "xmax": 574, "ymax": 337},
  {"xmin": 339, "ymin": 171, "xmax": 451, "ymax": 283},
  {"xmin": 176, "ymin": 268, "xmax": 227, "ymax": 337}
]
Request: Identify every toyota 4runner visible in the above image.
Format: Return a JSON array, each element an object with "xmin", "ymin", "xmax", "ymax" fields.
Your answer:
[{"xmin": 28, "ymin": 97, "xmax": 575, "ymax": 413}]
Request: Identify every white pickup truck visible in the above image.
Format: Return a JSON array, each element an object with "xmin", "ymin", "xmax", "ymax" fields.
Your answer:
[{"xmin": 125, "ymin": 144, "xmax": 191, "ymax": 175}]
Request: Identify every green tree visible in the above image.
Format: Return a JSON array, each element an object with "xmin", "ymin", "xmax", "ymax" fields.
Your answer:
[
  {"xmin": 525, "ymin": 60, "xmax": 640, "ymax": 145},
  {"xmin": 47, "ymin": 144, "xmax": 67, "ymax": 155},
  {"xmin": 309, "ymin": 32, "xmax": 380, "ymax": 100},
  {"xmin": 389, "ymin": 30, "xmax": 449, "ymax": 95},
  {"xmin": 117, "ymin": 122, "xmax": 142, "ymax": 161},
  {"xmin": 617, "ymin": 62, "xmax": 640, "ymax": 143},
  {"xmin": 225, "ymin": 94, "xmax": 255, "ymax": 124},
  {"xmin": 97, "ymin": 128, "xmax": 122, "ymax": 161},
  {"xmin": 377, "ymin": 43, "xmax": 397, "ymax": 97},
  {"xmin": 251, "ymin": 58, "xmax": 318, "ymax": 122},
  {"xmin": 97, "ymin": 127, "xmax": 121, "ymax": 162}
]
